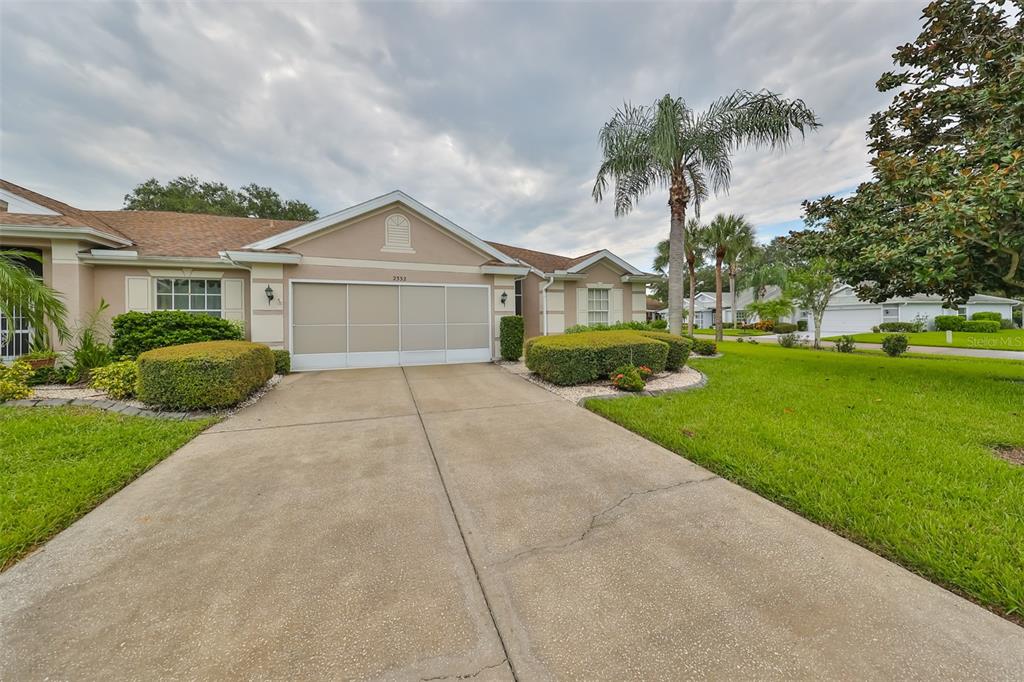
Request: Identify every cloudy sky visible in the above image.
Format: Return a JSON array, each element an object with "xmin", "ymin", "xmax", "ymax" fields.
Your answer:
[{"xmin": 1, "ymin": 1, "xmax": 924, "ymax": 269}]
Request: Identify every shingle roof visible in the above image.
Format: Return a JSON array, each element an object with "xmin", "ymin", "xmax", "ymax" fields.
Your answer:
[
  {"xmin": 86, "ymin": 210, "xmax": 303, "ymax": 258},
  {"xmin": 485, "ymin": 241, "xmax": 601, "ymax": 273},
  {"xmin": 0, "ymin": 179, "xmax": 129, "ymax": 239}
]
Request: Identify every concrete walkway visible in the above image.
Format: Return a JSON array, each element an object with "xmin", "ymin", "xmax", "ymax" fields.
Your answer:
[
  {"xmin": 696, "ymin": 332, "xmax": 1024, "ymax": 360},
  {"xmin": 2, "ymin": 364, "xmax": 1022, "ymax": 679}
]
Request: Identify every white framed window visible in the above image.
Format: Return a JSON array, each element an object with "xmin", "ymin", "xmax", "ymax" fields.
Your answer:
[
  {"xmin": 587, "ymin": 287, "xmax": 609, "ymax": 325},
  {"xmin": 383, "ymin": 213, "xmax": 412, "ymax": 251},
  {"xmin": 156, "ymin": 278, "xmax": 223, "ymax": 317},
  {"xmin": 957, "ymin": 306, "xmax": 968, "ymax": 318}
]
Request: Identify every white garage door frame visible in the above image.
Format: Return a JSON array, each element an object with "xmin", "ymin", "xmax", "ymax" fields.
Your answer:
[{"xmin": 288, "ymin": 279, "xmax": 492, "ymax": 371}]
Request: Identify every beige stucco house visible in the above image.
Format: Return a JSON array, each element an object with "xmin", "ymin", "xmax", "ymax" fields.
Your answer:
[{"xmin": 0, "ymin": 180, "xmax": 660, "ymax": 370}]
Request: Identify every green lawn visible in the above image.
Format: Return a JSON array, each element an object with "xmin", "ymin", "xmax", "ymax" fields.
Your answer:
[
  {"xmin": 1, "ymin": 406, "xmax": 212, "ymax": 569},
  {"xmin": 824, "ymin": 328, "xmax": 1024, "ymax": 351},
  {"xmin": 693, "ymin": 328, "xmax": 770, "ymax": 337},
  {"xmin": 586, "ymin": 342, "xmax": 1024, "ymax": 619}
]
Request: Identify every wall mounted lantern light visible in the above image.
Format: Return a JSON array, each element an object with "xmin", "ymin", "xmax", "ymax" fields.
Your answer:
[
  {"xmin": 500, "ymin": 291, "xmax": 508, "ymax": 306},
  {"xmin": 265, "ymin": 285, "xmax": 275, "ymax": 303}
]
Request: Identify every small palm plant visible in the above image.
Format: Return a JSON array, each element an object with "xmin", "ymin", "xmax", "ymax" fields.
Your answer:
[
  {"xmin": 593, "ymin": 90, "xmax": 819, "ymax": 335},
  {"xmin": 706, "ymin": 214, "xmax": 755, "ymax": 341},
  {"xmin": 0, "ymin": 250, "xmax": 69, "ymax": 351}
]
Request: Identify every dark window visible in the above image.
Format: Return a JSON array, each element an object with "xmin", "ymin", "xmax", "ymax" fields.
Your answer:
[{"xmin": 514, "ymin": 279, "xmax": 523, "ymax": 316}]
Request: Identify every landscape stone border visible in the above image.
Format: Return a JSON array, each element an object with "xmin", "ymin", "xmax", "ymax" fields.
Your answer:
[
  {"xmin": 3, "ymin": 397, "xmax": 207, "ymax": 421},
  {"xmin": 578, "ymin": 369, "xmax": 708, "ymax": 405}
]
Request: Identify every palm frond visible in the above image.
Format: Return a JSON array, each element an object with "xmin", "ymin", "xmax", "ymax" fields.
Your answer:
[{"xmin": 0, "ymin": 250, "xmax": 70, "ymax": 344}]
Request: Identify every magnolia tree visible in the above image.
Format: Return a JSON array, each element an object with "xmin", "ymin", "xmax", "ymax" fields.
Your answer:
[{"xmin": 785, "ymin": 258, "xmax": 837, "ymax": 348}]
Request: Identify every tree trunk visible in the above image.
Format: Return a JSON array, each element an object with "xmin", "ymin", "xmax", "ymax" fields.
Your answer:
[
  {"xmin": 729, "ymin": 266, "xmax": 737, "ymax": 330},
  {"xmin": 813, "ymin": 307, "xmax": 824, "ymax": 349},
  {"xmin": 667, "ymin": 174, "xmax": 689, "ymax": 336},
  {"xmin": 714, "ymin": 254, "xmax": 724, "ymax": 342},
  {"xmin": 687, "ymin": 265, "xmax": 696, "ymax": 336}
]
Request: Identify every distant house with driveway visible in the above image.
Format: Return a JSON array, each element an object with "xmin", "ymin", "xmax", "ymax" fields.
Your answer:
[
  {"xmin": 691, "ymin": 285, "xmax": 1019, "ymax": 333},
  {"xmin": 0, "ymin": 180, "xmax": 661, "ymax": 368}
]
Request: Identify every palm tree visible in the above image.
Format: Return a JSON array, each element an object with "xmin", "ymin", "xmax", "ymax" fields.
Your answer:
[
  {"xmin": 743, "ymin": 248, "xmax": 788, "ymax": 302},
  {"xmin": 706, "ymin": 215, "xmax": 749, "ymax": 341},
  {"xmin": 592, "ymin": 90, "xmax": 819, "ymax": 335},
  {"xmin": 0, "ymin": 250, "xmax": 69, "ymax": 349},
  {"xmin": 724, "ymin": 219, "xmax": 756, "ymax": 330},
  {"xmin": 653, "ymin": 218, "xmax": 707, "ymax": 336}
]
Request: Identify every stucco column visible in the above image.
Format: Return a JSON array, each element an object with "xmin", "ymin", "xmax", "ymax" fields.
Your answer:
[
  {"xmin": 48, "ymin": 240, "xmax": 93, "ymax": 350},
  {"xmin": 249, "ymin": 263, "xmax": 285, "ymax": 348}
]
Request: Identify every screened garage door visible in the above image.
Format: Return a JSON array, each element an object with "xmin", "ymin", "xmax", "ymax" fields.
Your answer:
[
  {"xmin": 818, "ymin": 306, "xmax": 881, "ymax": 334},
  {"xmin": 290, "ymin": 282, "xmax": 490, "ymax": 370}
]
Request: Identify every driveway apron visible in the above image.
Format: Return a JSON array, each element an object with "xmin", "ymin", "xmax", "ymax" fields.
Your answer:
[{"xmin": 2, "ymin": 363, "xmax": 1023, "ymax": 680}]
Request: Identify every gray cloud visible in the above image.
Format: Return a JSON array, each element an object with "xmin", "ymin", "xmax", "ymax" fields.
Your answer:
[{"xmin": 0, "ymin": 0, "xmax": 923, "ymax": 269}]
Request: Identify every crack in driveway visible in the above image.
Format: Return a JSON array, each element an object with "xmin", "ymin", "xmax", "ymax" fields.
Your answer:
[
  {"xmin": 491, "ymin": 476, "xmax": 720, "ymax": 567},
  {"xmin": 421, "ymin": 658, "xmax": 509, "ymax": 680}
]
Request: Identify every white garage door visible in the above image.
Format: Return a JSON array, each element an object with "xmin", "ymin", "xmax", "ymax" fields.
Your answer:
[
  {"xmin": 818, "ymin": 306, "xmax": 880, "ymax": 334},
  {"xmin": 290, "ymin": 282, "xmax": 491, "ymax": 370}
]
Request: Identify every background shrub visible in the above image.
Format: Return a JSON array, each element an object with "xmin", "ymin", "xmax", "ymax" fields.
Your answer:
[
  {"xmin": 684, "ymin": 336, "xmax": 717, "ymax": 356},
  {"xmin": 1000, "ymin": 318, "xmax": 1014, "ymax": 329},
  {"xmin": 637, "ymin": 331, "xmax": 691, "ymax": 370},
  {"xmin": 797, "ymin": 320, "xmax": 808, "ymax": 331},
  {"xmin": 777, "ymin": 332, "xmax": 801, "ymax": 348},
  {"xmin": 499, "ymin": 315, "xmax": 525, "ymax": 361},
  {"xmin": 971, "ymin": 311, "xmax": 1002, "ymax": 322},
  {"xmin": 525, "ymin": 331, "xmax": 668, "ymax": 386},
  {"xmin": 112, "ymin": 311, "xmax": 244, "ymax": 358},
  {"xmin": 272, "ymin": 349, "xmax": 291, "ymax": 375},
  {"xmin": 833, "ymin": 335, "xmax": 857, "ymax": 353},
  {"xmin": 773, "ymin": 322, "xmax": 797, "ymax": 334},
  {"xmin": 565, "ymin": 320, "xmax": 663, "ymax": 334},
  {"xmin": 882, "ymin": 333, "xmax": 909, "ymax": 357},
  {"xmin": 962, "ymin": 319, "xmax": 1001, "ymax": 333},
  {"xmin": 934, "ymin": 315, "xmax": 965, "ymax": 331},
  {"xmin": 879, "ymin": 321, "xmax": 924, "ymax": 333},
  {"xmin": 89, "ymin": 360, "xmax": 139, "ymax": 400},
  {"xmin": 610, "ymin": 365, "xmax": 645, "ymax": 392},
  {"xmin": 0, "ymin": 361, "xmax": 33, "ymax": 402},
  {"xmin": 649, "ymin": 318, "xmax": 668, "ymax": 330},
  {"xmin": 137, "ymin": 341, "xmax": 274, "ymax": 409}
]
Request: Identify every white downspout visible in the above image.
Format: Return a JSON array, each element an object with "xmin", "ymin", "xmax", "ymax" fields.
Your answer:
[{"xmin": 540, "ymin": 274, "xmax": 555, "ymax": 335}]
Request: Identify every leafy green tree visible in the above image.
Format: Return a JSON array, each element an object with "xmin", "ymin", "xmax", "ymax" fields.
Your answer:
[
  {"xmin": 802, "ymin": 0, "xmax": 1024, "ymax": 303},
  {"xmin": 785, "ymin": 258, "xmax": 837, "ymax": 349},
  {"xmin": 741, "ymin": 245, "xmax": 789, "ymax": 301},
  {"xmin": 593, "ymin": 91, "xmax": 819, "ymax": 334},
  {"xmin": 124, "ymin": 176, "xmax": 319, "ymax": 221},
  {"xmin": 707, "ymin": 214, "xmax": 754, "ymax": 341},
  {"xmin": 0, "ymin": 250, "xmax": 68, "ymax": 349}
]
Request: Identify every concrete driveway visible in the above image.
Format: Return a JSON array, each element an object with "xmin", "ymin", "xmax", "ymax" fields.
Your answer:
[{"xmin": 2, "ymin": 364, "xmax": 1022, "ymax": 679}]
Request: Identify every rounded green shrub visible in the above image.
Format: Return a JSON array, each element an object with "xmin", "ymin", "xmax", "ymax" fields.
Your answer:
[
  {"xmin": 773, "ymin": 322, "xmax": 798, "ymax": 334},
  {"xmin": 833, "ymin": 335, "xmax": 857, "ymax": 353},
  {"xmin": 934, "ymin": 315, "xmax": 965, "ymax": 331},
  {"xmin": 89, "ymin": 360, "xmax": 139, "ymax": 400},
  {"xmin": 882, "ymin": 333, "xmax": 909, "ymax": 357},
  {"xmin": 971, "ymin": 311, "xmax": 1002, "ymax": 322},
  {"xmin": 112, "ymin": 311, "xmax": 244, "ymax": 359},
  {"xmin": 137, "ymin": 341, "xmax": 274, "ymax": 410},
  {"xmin": 272, "ymin": 349, "xmax": 291, "ymax": 375},
  {"xmin": 524, "ymin": 331, "xmax": 668, "ymax": 386},
  {"xmin": 0, "ymin": 361, "xmax": 33, "ymax": 402},
  {"xmin": 683, "ymin": 336, "xmax": 717, "ymax": 356},
  {"xmin": 637, "ymin": 331, "xmax": 691, "ymax": 370},
  {"xmin": 650, "ymin": 318, "xmax": 668, "ymax": 330},
  {"xmin": 499, "ymin": 315, "xmax": 525, "ymax": 361},
  {"xmin": 962, "ymin": 319, "xmax": 1001, "ymax": 333}
]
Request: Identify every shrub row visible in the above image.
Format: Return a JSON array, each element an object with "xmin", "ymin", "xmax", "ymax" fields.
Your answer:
[
  {"xmin": 684, "ymin": 336, "xmax": 717, "ymax": 356},
  {"xmin": 971, "ymin": 311, "xmax": 1002, "ymax": 322},
  {"xmin": 636, "ymin": 331, "xmax": 691, "ymax": 370},
  {"xmin": 565, "ymin": 320, "xmax": 666, "ymax": 334},
  {"xmin": 878, "ymin": 321, "xmax": 925, "ymax": 333},
  {"xmin": 525, "ymin": 331, "xmax": 669, "ymax": 386},
  {"xmin": 137, "ymin": 341, "xmax": 274, "ymax": 409},
  {"xmin": 112, "ymin": 311, "xmax": 243, "ymax": 358},
  {"xmin": 773, "ymin": 322, "xmax": 797, "ymax": 334}
]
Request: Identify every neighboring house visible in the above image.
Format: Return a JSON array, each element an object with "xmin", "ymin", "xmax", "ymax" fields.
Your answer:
[
  {"xmin": 818, "ymin": 286, "xmax": 1020, "ymax": 333},
  {"xmin": 0, "ymin": 180, "xmax": 660, "ymax": 369},
  {"xmin": 689, "ymin": 282, "xmax": 1019, "ymax": 333},
  {"xmin": 645, "ymin": 297, "xmax": 666, "ymax": 321}
]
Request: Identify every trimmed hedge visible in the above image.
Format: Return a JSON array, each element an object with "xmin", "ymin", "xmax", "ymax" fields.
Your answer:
[
  {"xmin": 112, "ymin": 311, "xmax": 243, "ymax": 359},
  {"xmin": 684, "ymin": 335, "xmax": 718, "ymax": 356},
  {"xmin": 773, "ymin": 322, "xmax": 798, "ymax": 334},
  {"xmin": 137, "ymin": 341, "xmax": 274, "ymax": 409},
  {"xmin": 971, "ymin": 311, "xmax": 1002, "ymax": 321},
  {"xmin": 499, "ymin": 315, "xmax": 525, "ymax": 361},
  {"xmin": 962, "ymin": 319, "xmax": 1001, "ymax": 333},
  {"xmin": 637, "ymin": 331, "xmax": 691, "ymax": 370},
  {"xmin": 934, "ymin": 315, "xmax": 964, "ymax": 331},
  {"xmin": 272, "ymin": 349, "xmax": 291, "ymax": 375},
  {"xmin": 878, "ymin": 321, "xmax": 924, "ymax": 333},
  {"xmin": 525, "ymin": 331, "xmax": 668, "ymax": 386}
]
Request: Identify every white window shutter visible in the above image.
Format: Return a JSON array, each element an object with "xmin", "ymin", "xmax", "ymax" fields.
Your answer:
[
  {"xmin": 577, "ymin": 286, "xmax": 588, "ymax": 326},
  {"xmin": 610, "ymin": 288, "xmax": 623, "ymax": 323},
  {"xmin": 222, "ymin": 278, "xmax": 245, "ymax": 325},
  {"xmin": 125, "ymin": 276, "xmax": 152, "ymax": 312}
]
